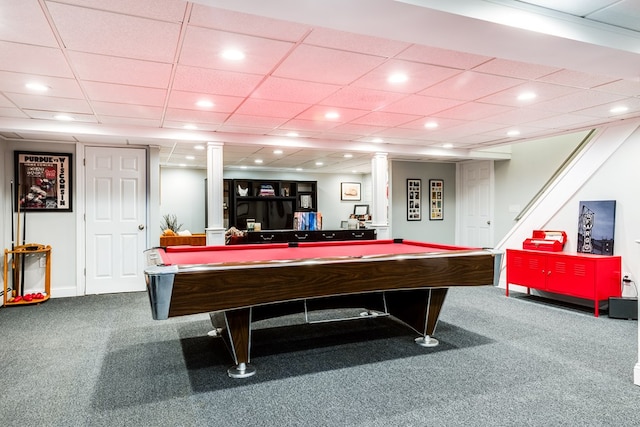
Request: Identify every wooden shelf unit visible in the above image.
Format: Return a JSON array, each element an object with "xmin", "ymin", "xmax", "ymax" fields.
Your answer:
[{"xmin": 3, "ymin": 244, "xmax": 51, "ymax": 307}]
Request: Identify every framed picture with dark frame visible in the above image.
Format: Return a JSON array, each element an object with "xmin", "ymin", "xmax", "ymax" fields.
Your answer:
[
  {"xmin": 341, "ymin": 182, "xmax": 361, "ymax": 201},
  {"xmin": 407, "ymin": 178, "xmax": 421, "ymax": 221},
  {"xmin": 429, "ymin": 179, "xmax": 444, "ymax": 220},
  {"xmin": 14, "ymin": 151, "xmax": 73, "ymax": 212}
]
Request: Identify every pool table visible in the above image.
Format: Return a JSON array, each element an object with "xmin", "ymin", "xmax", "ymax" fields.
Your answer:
[{"xmin": 144, "ymin": 239, "xmax": 502, "ymax": 378}]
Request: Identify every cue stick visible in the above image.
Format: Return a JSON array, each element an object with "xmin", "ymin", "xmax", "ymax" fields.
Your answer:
[
  {"xmin": 20, "ymin": 197, "xmax": 27, "ymax": 297},
  {"xmin": 16, "ymin": 184, "xmax": 22, "ymax": 296},
  {"xmin": 9, "ymin": 181, "xmax": 15, "ymax": 297}
]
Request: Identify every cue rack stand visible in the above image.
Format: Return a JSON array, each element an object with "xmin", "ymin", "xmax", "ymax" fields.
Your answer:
[{"xmin": 3, "ymin": 244, "xmax": 51, "ymax": 306}]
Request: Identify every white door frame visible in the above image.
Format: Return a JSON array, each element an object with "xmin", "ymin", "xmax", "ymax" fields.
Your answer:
[{"xmin": 75, "ymin": 143, "xmax": 157, "ymax": 296}]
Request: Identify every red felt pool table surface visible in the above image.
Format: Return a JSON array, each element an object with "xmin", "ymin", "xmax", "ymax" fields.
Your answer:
[{"xmin": 158, "ymin": 239, "xmax": 477, "ymax": 266}]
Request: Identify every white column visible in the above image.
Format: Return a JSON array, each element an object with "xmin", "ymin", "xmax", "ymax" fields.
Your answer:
[
  {"xmin": 205, "ymin": 142, "xmax": 225, "ymax": 245},
  {"xmin": 370, "ymin": 152, "xmax": 390, "ymax": 239},
  {"xmin": 635, "ymin": 239, "xmax": 640, "ymax": 386}
]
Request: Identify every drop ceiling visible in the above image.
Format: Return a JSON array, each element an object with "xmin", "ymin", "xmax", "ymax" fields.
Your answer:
[{"xmin": 1, "ymin": 0, "xmax": 639, "ymax": 173}]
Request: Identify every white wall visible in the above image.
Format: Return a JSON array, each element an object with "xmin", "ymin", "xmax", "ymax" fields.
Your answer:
[
  {"xmin": 160, "ymin": 167, "xmax": 207, "ymax": 234},
  {"xmin": 494, "ymin": 131, "xmax": 588, "ymax": 241},
  {"xmin": 1, "ymin": 141, "xmax": 77, "ymax": 299}
]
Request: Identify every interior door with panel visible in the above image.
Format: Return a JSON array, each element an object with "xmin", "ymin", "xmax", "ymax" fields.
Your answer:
[{"xmin": 85, "ymin": 146, "xmax": 147, "ymax": 294}]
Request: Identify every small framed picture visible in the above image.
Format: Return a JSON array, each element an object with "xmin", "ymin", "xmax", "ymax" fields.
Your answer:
[
  {"xmin": 341, "ymin": 182, "xmax": 361, "ymax": 201},
  {"xmin": 407, "ymin": 179, "xmax": 421, "ymax": 221},
  {"xmin": 429, "ymin": 179, "xmax": 444, "ymax": 220}
]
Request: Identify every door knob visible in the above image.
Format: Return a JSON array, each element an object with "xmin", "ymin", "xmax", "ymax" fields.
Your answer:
[
  {"xmin": 486, "ymin": 220, "xmax": 491, "ymax": 225},
  {"xmin": 138, "ymin": 224, "xmax": 145, "ymax": 230}
]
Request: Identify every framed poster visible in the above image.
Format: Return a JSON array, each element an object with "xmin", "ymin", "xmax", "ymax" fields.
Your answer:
[
  {"xmin": 341, "ymin": 182, "xmax": 361, "ymax": 201},
  {"xmin": 14, "ymin": 151, "xmax": 72, "ymax": 212},
  {"xmin": 577, "ymin": 200, "xmax": 616, "ymax": 255},
  {"xmin": 407, "ymin": 179, "xmax": 421, "ymax": 221},
  {"xmin": 429, "ymin": 179, "xmax": 443, "ymax": 220}
]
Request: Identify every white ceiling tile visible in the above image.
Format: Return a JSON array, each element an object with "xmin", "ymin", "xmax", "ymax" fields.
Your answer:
[
  {"xmin": 251, "ymin": 77, "xmax": 340, "ymax": 103},
  {"xmin": 420, "ymin": 71, "xmax": 524, "ymax": 101},
  {"xmin": 49, "ymin": 0, "xmax": 188, "ymax": 22},
  {"xmin": 162, "ymin": 121, "xmax": 221, "ymax": 132},
  {"xmin": 304, "ymin": 27, "xmax": 410, "ymax": 57},
  {"xmin": 273, "ymin": 44, "xmax": 386, "ymax": 85},
  {"xmin": 575, "ymin": 97, "xmax": 640, "ymax": 118},
  {"xmin": 329, "ymin": 123, "xmax": 388, "ymax": 136},
  {"xmin": 588, "ymin": 0, "xmax": 640, "ymax": 31},
  {"xmin": 519, "ymin": 0, "xmax": 628, "ymax": 17},
  {"xmin": 434, "ymin": 102, "xmax": 515, "ymax": 121},
  {"xmin": 91, "ymin": 102, "xmax": 164, "ymax": 120},
  {"xmin": 0, "ymin": 107, "xmax": 29, "ymax": 118},
  {"xmin": 22, "ymin": 110, "xmax": 98, "ymax": 123},
  {"xmin": 279, "ymin": 118, "xmax": 341, "ymax": 132},
  {"xmin": 164, "ymin": 108, "xmax": 228, "ymax": 125},
  {"xmin": 223, "ymin": 114, "xmax": 288, "ymax": 129},
  {"xmin": 82, "ymin": 81, "xmax": 167, "ymax": 106},
  {"xmin": 0, "ymin": 72, "xmax": 85, "ymax": 98},
  {"xmin": 99, "ymin": 116, "xmax": 162, "ymax": 127},
  {"xmin": 532, "ymin": 90, "xmax": 628, "ymax": 113},
  {"xmin": 593, "ymin": 79, "xmax": 640, "ymax": 96},
  {"xmin": 0, "ymin": 41, "xmax": 74, "ymax": 77},
  {"xmin": 180, "ymin": 26, "xmax": 295, "ymax": 74},
  {"xmin": 396, "ymin": 44, "xmax": 492, "ymax": 70},
  {"xmin": 173, "ymin": 66, "xmax": 263, "ymax": 96},
  {"xmin": 234, "ymin": 99, "xmax": 310, "ymax": 118},
  {"xmin": 478, "ymin": 81, "xmax": 579, "ymax": 107},
  {"xmin": 537, "ymin": 69, "xmax": 619, "ymax": 89},
  {"xmin": 380, "ymin": 95, "xmax": 465, "ymax": 116},
  {"xmin": 352, "ymin": 60, "xmax": 462, "ymax": 94},
  {"xmin": 1, "ymin": 0, "xmax": 59, "ymax": 47},
  {"xmin": 4, "ymin": 92, "xmax": 93, "ymax": 114},
  {"xmin": 319, "ymin": 87, "xmax": 405, "ymax": 111},
  {"xmin": 349, "ymin": 111, "xmax": 422, "ymax": 127},
  {"xmin": 46, "ymin": 2, "xmax": 181, "ymax": 62},
  {"xmin": 294, "ymin": 106, "xmax": 368, "ymax": 123},
  {"xmin": 472, "ymin": 58, "xmax": 561, "ymax": 79},
  {"xmin": 167, "ymin": 91, "xmax": 244, "ymax": 112},
  {"xmin": 68, "ymin": 52, "xmax": 173, "ymax": 88},
  {"xmin": 189, "ymin": 5, "xmax": 311, "ymax": 41}
]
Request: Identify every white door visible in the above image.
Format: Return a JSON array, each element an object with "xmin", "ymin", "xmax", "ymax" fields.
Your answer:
[
  {"xmin": 458, "ymin": 161, "xmax": 494, "ymax": 248},
  {"xmin": 85, "ymin": 146, "xmax": 147, "ymax": 294}
]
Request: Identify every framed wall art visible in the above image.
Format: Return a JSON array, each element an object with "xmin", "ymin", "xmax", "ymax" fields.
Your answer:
[
  {"xmin": 407, "ymin": 178, "xmax": 421, "ymax": 221},
  {"xmin": 340, "ymin": 182, "xmax": 361, "ymax": 201},
  {"xmin": 14, "ymin": 151, "xmax": 73, "ymax": 212},
  {"xmin": 429, "ymin": 179, "xmax": 443, "ymax": 220}
]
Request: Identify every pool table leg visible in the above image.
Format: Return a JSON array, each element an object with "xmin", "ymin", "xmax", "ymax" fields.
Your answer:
[
  {"xmin": 385, "ymin": 288, "xmax": 448, "ymax": 347},
  {"xmin": 224, "ymin": 307, "xmax": 256, "ymax": 378}
]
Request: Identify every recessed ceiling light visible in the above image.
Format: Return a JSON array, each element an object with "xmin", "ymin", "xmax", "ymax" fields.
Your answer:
[
  {"xmin": 315, "ymin": 161, "xmax": 323, "ymax": 166},
  {"xmin": 286, "ymin": 132, "xmax": 299, "ymax": 137},
  {"xmin": 221, "ymin": 49, "xmax": 245, "ymax": 61},
  {"xmin": 388, "ymin": 73, "xmax": 408, "ymax": 83},
  {"xmin": 54, "ymin": 114, "xmax": 74, "ymax": 121},
  {"xmin": 185, "ymin": 155, "xmax": 195, "ymax": 160},
  {"xmin": 352, "ymin": 170, "xmax": 358, "ymax": 173},
  {"xmin": 344, "ymin": 153, "xmax": 353, "ymax": 158},
  {"xmin": 324, "ymin": 112, "xmax": 340, "ymax": 120},
  {"xmin": 372, "ymin": 137, "xmax": 384, "ymax": 143},
  {"xmin": 273, "ymin": 149, "xmax": 283, "ymax": 154},
  {"xmin": 183, "ymin": 124, "xmax": 198, "ymax": 130},
  {"xmin": 240, "ymin": 165, "xmax": 247, "ymax": 169},
  {"xmin": 424, "ymin": 121, "xmax": 438, "ymax": 129},
  {"xmin": 254, "ymin": 159, "xmax": 263, "ymax": 164},
  {"xmin": 196, "ymin": 100, "xmax": 214, "ymax": 108},
  {"xmin": 517, "ymin": 92, "xmax": 537, "ymax": 101},
  {"xmin": 25, "ymin": 82, "xmax": 50, "ymax": 92},
  {"xmin": 179, "ymin": 163, "xmax": 187, "ymax": 167},
  {"xmin": 194, "ymin": 145, "xmax": 205, "ymax": 150},
  {"xmin": 443, "ymin": 143, "xmax": 453, "ymax": 149},
  {"xmin": 610, "ymin": 106, "xmax": 629, "ymax": 114},
  {"xmin": 296, "ymin": 167, "xmax": 303, "ymax": 171},
  {"xmin": 507, "ymin": 130, "xmax": 521, "ymax": 137}
]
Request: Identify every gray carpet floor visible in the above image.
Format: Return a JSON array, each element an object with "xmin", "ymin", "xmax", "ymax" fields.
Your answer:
[{"xmin": 0, "ymin": 286, "xmax": 638, "ymax": 427}]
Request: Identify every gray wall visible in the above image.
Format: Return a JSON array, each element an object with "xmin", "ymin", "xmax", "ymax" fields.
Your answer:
[{"xmin": 390, "ymin": 160, "xmax": 456, "ymax": 243}]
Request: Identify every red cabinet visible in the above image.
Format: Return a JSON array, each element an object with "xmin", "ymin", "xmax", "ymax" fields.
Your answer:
[{"xmin": 506, "ymin": 249, "xmax": 621, "ymax": 317}]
